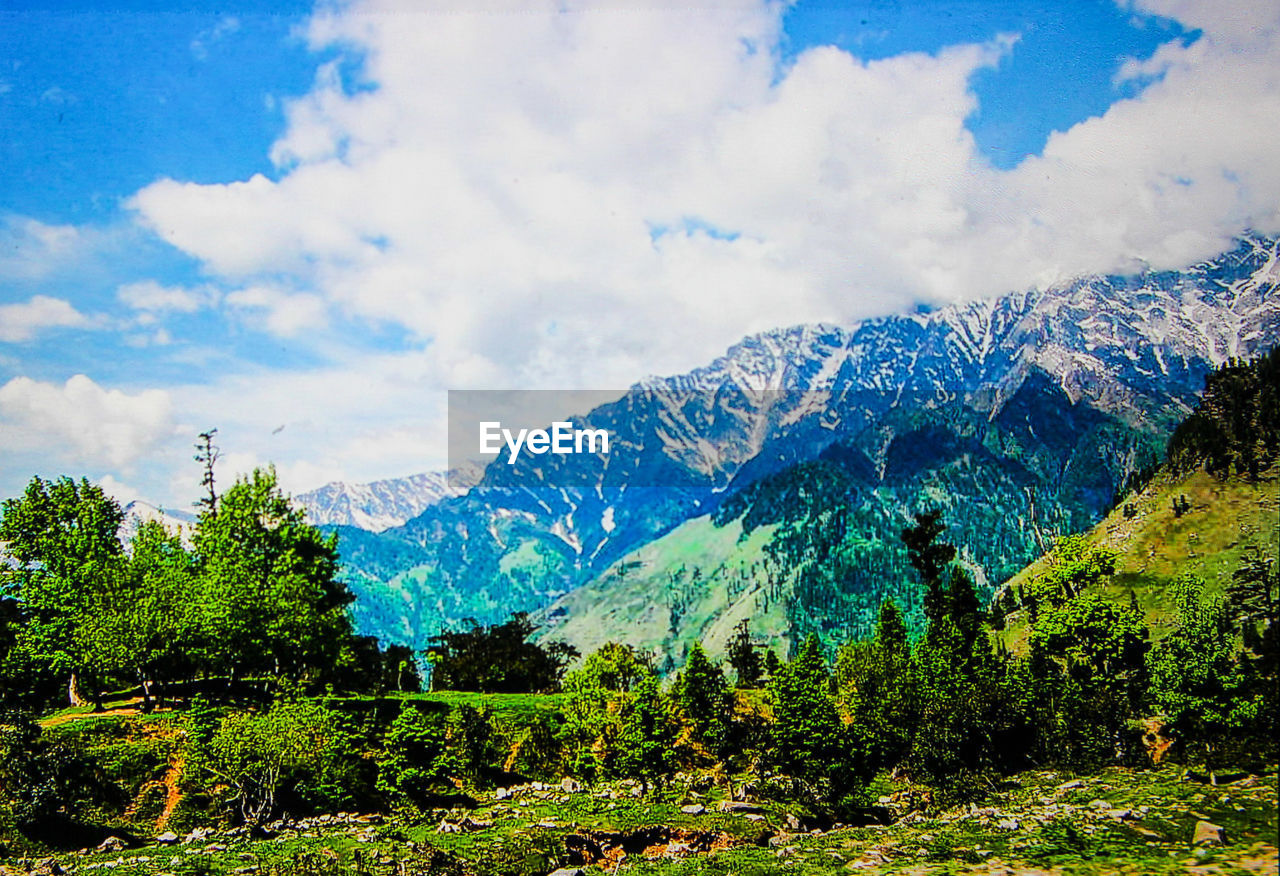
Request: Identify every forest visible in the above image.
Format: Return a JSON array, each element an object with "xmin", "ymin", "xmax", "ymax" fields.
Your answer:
[{"xmin": 0, "ymin": 350, "xmax": 1276, "ymax": 875}]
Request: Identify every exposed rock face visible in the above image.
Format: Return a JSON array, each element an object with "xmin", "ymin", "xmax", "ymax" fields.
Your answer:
[{"xmin": 1194, "ymin": 820, "xmax": 1227, "ymax": 845}]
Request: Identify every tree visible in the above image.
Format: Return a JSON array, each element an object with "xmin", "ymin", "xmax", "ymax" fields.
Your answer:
[
  {"xmin": 902, "ymin": 510, "xmax": 956, "ymax": 627},
  {"xmin": 770, "ymin": 635, "xmax": 863, "ymax": 802},
  {"xmin": 726, "ymin": 619, "xmax": 764, "ymax": 688},
  {"xmin": 1148, "ymin": 576, "xmax": 1261, "ymax": 782},
  {"xmin": 1030, "ymin": 590, "xmax": 1147, "ymax": 767},
  {"xmin": 561, "ymin": 642, "xmax": 655, "ymax": 780},
  {"xmin": 377, "ymin": 703, "xmax": 452, "ymax": 805},
  {"xmin": 199, "ymin": 697, "xmax": 361, "ymax": 823},
  {"xmin": 192, "ymin": 467, "xmax": 355, "ymax": 686},
  {"xmin": 837, "ymin": 599, "xmax": 912, "ymax": 772},
  {"xmin": 194, "ymin": 428, "xmax": 220, "ymax": 513},
  {"xmin": 617, "ymin": 675, "xmax": 678, "ymax": 793},
  {"xmin": 672, "ymin": 642, "xmax": 731, "ymax": 754},
  {"xmin": 425, "ymin": 612, "xmax": 577, "ymax": 693},
  {"xmin": 0, "ymin": 476, "xmax": 128, "ymax": 708},
  {"xmin": 1026, "ymin": 535, "xmax": 1117, "ymax": 609}
]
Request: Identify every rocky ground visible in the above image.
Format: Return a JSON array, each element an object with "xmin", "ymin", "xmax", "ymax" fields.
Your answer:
[{"xmin": 3, "ymin": 766, "xmax": 1275, "ymax": 875}]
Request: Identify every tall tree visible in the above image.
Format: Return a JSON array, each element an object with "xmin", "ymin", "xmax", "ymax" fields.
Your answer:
[
  {"xmin": 617, "ymin": 675, "xmax": 678, "ymax": 794},
  {"xmin": 673, "ymin": 641, "xmax": 731, "ymax": 754},
  {"xmin": 837, "ymin": 599, "xmax": 913, "ymax": 771},
  {"xmin": 0, "ymin": 476, "xmax": 127, "ymax": 707},
  {"xmin": 726, "ymin": 618, "xmax": 764, "ymax": 688},
  {"xmin": 193, "ymin": 467, "xmax": 354, "ymax": 685},
  {"xmin": 902, "ymin": 510, "xmax": 956, "ymax": 627},
  {"xmin": 1148, "ymin": 576, "xmax": 1261, "ymax": 783}
]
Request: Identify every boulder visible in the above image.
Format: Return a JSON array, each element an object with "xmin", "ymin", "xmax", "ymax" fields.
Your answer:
[
  {"xmin": 680, "ymin": 804, "xmax": 706, "ymax": 815},
  {"xmin": 96, "ymin": 838, "xmax": 127, "ymax": 853},
  {"xmin": 155, "ymin": 832, "xmax": 180, "ymax": 846},
  {"xmin": 561, "ymin": 777, "xmax": 584, "ymax": 794},
  {"xmin": 719, "ymin": 800, "xmax": 765, "ymax": 814},
  {"xmin": 547, "ymin": 869, "xmax": 586, "ymax": 876},
  {"xmin": 1193, "ymin": 821, "xmax": 1226, "ymax": 845}
]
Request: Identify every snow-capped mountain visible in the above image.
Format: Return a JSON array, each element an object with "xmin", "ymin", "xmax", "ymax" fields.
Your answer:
[
  {"xmin": 296, "ymin": 471, "xmax": 468, "ymax": 532},
  {"xmin": 119, "ymin": 500, "xmax": 195, "ymax": 543},
  {"xmin": 342, "ymin": 236, "xmax": 1280, "ymax": 648}
]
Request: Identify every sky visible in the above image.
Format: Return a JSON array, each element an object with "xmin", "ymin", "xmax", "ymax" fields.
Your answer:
[{"xmin": 1, "ymin": 0, "xmax": 1278, "ymax": 510}]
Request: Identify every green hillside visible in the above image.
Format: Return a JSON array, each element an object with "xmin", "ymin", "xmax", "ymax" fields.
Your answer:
[
  {"xmin": 536, "ymin": 515, "xmax": 789, "ymax": 671},
  {"xmin": 1000, "ymin": 467, "xmax": 1278, "ymax": 648}
]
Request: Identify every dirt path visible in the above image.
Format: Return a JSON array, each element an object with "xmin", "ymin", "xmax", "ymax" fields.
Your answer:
[{"xmin": 156, "ymin": 755, "xmax": 185, "ymax": 830}]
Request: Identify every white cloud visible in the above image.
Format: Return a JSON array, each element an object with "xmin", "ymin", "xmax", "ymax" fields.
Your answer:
[
  {"xmin": 0, "ymin": 295, "xmax": 93, "ymax": 342},
  {"xmin": 117, "ymin": 280, "xmax": 216, "ymax": 313},
  {"xmin": 224, "ymin": 285, "xmax": 329, "ymax": 336},
  {"xmin": 0, "ymin": 216, "xmax": 82, "ymax": 280},
  {"xmin": 126, "ymin": 0, "xmax": 1280, "ymax": 400},
  {"xmin": 0, "ymin": 375, "xmax": 177, "ymax": 470}
]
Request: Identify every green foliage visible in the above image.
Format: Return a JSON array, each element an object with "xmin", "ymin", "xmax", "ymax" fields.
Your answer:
[
  {"xmin": 560, "ymin": 643, "xmax": 655, "ymax": 780},
  {"xmin": 193, "ymin": 467, "xmax": 354, "ymax": 684},
  {"xmin": 0, "ymin": 711, "xmax": 93, "ymax": 830},
  {"xmin": 902, "ymin": 509, "xmax": 957, "ymax": 626},
  {"xmin": 0, "ymin": 476, "xmax": 127, "ymax": 707},
  {"xmin": 1168, "ymin": 345, "xmax": 1280, "ymax": 479},
  {"xmin": 617, "ymin": 675, "xmax": 679, "ymax": 792},
  {"xmin": 197, "ymin": 698, "xmax": 363, "ymax": 823},
  {"xmin": 725, "ymin": 619, "xmax": 763, "ymax": 688},
  {"xmin": 907, "ymin": 619, "xmax": 1008, "ymax": 797},
  {"xmin": 671, "ymin": 642, "xmax": 731, "ymax": 754},
  {"xmin": 377, "ymin": 704, "xmax": 453, "ymax": 804},
  {"xmin": 426, "ymin": 612, "xmax": 577, "ymax": 693},
  {"xmin": 1024, "ymin": 535, "xmax": 1118, "ymax": 611},
  {"xmin": 836, "ymin": 599, "xmax": 912, "ymax": 771},
  {"xmin": 1148, "ymin": 576, "xmax": 1262, "ymax": 775},
  {"xmin": 768, "ymin": 635, "xmax": 863, "ymax": 801}
]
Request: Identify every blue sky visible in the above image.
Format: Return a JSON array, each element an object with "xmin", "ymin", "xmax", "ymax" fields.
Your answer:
[{"xmin": 0, "ymin": 0, "xmax": 1276, "ymax": 508}]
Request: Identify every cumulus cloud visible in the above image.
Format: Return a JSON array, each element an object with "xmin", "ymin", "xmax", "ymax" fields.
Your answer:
[
  {"xmin": 0, "ymin": 216, "xmax": 82, "ymax": 280},
  {"xmin": 0, "ymin": 295, "xmax": 93, "ymax": 342},
  {"xmin": 117, "ymin": 280, "xmax": 217, "ymax": 313},
  {"xmin": 126, "ymin": 0, "xmax": 1280, "ymax": 396},
  {"xmin": 0, "ymin": 375, "xmax": 177, "ymax": 470}
]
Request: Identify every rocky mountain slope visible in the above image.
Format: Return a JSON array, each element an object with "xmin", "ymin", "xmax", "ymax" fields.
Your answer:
[
  {"xmin": 297, "ymin": 471, "xmax": 464, "ymax": 532},
  {"xmin": 339, "ymin": 236, "xmax": 1280, "ymax": 654}
]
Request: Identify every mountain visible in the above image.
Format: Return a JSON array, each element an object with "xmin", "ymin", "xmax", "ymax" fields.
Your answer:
[
  {"xmin": 119, "ymin": 500, "xmax": 196, "ymax": 543},
  {"xmin": 338, "ymin": 236, "xmax": 1280, "ymax": 658},
  {"xmin": 296, "ymin": 471, "xmax": 467, "ymax": 532}
]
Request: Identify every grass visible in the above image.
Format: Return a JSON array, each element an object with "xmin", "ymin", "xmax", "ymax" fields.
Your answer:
[
  {"xmin": 16, "ymin": 759, "xmax": 1273, "ymax": 876},
  {"xmin": 1000, "ymin": 467, "xmax": 1279, "ymax": 652}
]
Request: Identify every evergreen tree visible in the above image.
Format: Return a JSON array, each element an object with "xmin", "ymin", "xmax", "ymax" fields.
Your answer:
[
  {"xmin": 726, "ymin": 619, "xmax": 764, "ymax": 688},
  {"xmin": 1148, "ymin": 576, "xmax": 1261, "ymax": 782},
  {"xmin": 673, "ymin": 642, "xmax": 731, "ymax": 754},
  {"xmin": 617, "ymin": 675, "xmax": 678, "ymax": 793},
  {"xmin": 837, "ymin": 599, "xmax": 912, "ymax": 772},
  {"xmin": 770, "ymin": 635, "xmax": 863, "ymax": 801},
  {"xmin": 902, "ymin": 509, "xmax": 957, "ymax": 627},
  {"xmin": 377, "ymin": 704, "xmax": 452, "ymax": 805}
]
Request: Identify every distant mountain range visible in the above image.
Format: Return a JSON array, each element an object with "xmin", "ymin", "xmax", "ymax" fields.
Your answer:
[
  {"xmin": 296, "ymin": 471, "xmax": 466, "ymax": 532},
  {"xmin": 300, "ymin": 236, "xmax": 1279, "ymax": 661}
]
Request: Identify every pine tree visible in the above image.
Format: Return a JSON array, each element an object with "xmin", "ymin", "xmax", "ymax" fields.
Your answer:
[
  {"xmin": 726, "ymin": 619, "xmax": 764, "ymax": 688},
  {"xmin": 674, "ymin": 642, "xmax": 731, "ymax": 753},
  {"xmin": 618, "ymin": 675, "xmax": 677, "ymax": 793}
]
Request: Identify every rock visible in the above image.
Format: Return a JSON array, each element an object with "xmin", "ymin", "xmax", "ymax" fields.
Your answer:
[
  {"xmin": 495, "ymin": 787, "xmax": 511, "ymax": 800},
  {"xmin": 1087, "ymin": 799, "xmax": 1111, "ymax": 810},
  {"xmin": 547, "ymin": 869, "xmax": 586, "ymax": 876},
  {"xmin": 184, "ymin": 828, "xmax": 214, "ymax": 844},
  {"xmin": 561, "ymin": 777, "xmax": 583, "ymax": 793},
  {"xmin": 996, "ymin": 819, "xmax": 1019, "ymax": 830},
  {"xmin": 680, "ymin": 804, "xmax": 706, "ymax": 815},
  {"xmin": 155, "ymin": 832, "xmax": 180, "ymax": 846},
  {"xmin": 96, "ymin": 838, "xmax": 127, "ymax": 853},
  {"xmin": 745, "ymin": 813, "xmax": 765, "ymax": 822},
  {"xmin": 1193, "ymin": 821, "xmax": 1226, "ymax": 845},
  {"xmin": 1057, "ymin": 779, "xmax": 1084, "ymax": 791},
  {"xmin": 30, "ymin": 860, "xmax": 65, "ymax": 876},
  {"xmin": 718, "ymin": 800, "xmax": 765, "ymax": 814},
  {"xmin": 784, "ymin": 813, "xmax": 802, "ymax": 831},
  {"xmin": 1106, "ymin": 808, "xmax": 1133, "ymax": 820}
]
